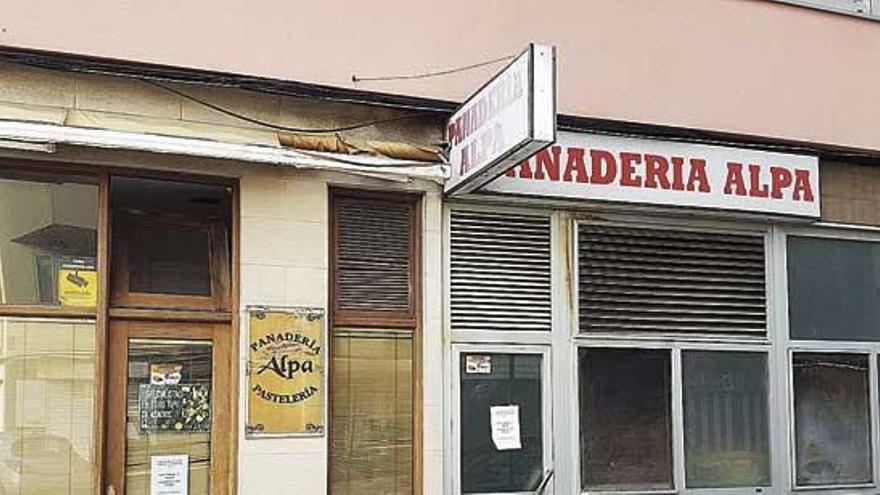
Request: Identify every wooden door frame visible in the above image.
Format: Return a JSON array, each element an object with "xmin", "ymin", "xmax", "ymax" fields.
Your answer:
[{"xmin": 105, "ymin": 319, "xmax": 233, "ymax": 495}]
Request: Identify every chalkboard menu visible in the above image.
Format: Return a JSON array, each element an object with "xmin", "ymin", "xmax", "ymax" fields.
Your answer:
[{"xmin": 139, "ymin": 383, "xmax": 211, "ymax": 432}]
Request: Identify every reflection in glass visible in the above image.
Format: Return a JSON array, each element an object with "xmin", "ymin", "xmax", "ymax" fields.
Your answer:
[
  {"xmin": 579, "ymin": 348, "xmax": 673, "ymax": 491},
  {"xmin": 331, "ymin": 334, "xmax": 413, "ymax": 494},
  {"xmin": 0, "ymin": 170, "xmax": 97, "ymax": 306},
  {"xmin": 128, "ymin": 225, "xmax": 212, "ymax": 296},
  {"xmin": 125, "ymin": 340, "xmax": 213, "ymax": 495},
  {"xmin": 794, "ymin": 353, "xmax": 871, "ymax": 487},
  {"xmin": 0, "ymin": 317, "xmax": 95, "ymax": 494},
  {"xmin": 460, "ymin": 353, "xmax": 543, "ymax": 493},
  {"xmin": 788, "ymin": 236, "xmax": 880, "ymax": 341},
  {"xmin": 683, "ymin": 351, "xmax": 770, "ymax": 488}
]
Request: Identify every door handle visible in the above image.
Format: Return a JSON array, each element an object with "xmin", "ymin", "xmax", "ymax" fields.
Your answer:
[{"xmin": 534, "ymin": 468, "xmax": 553, "ymax": 494}]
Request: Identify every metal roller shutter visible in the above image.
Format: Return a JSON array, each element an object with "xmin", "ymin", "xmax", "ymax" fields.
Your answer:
[
  {"xmin": 450, "ymin": 210, "xmax": 552, "ymax": 332},
  {"xmin": 579, "ymin": 224, "xmax": 767, "ymax": 335}
]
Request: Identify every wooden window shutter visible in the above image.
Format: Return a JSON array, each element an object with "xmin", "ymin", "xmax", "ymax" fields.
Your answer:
[
  {"xmin": 331, "ymin": 191, "xmax": 418, "ymax": 327},
  {"xmin": 578, "ymin": 224, "xmax": 767, "ymax": 335}
]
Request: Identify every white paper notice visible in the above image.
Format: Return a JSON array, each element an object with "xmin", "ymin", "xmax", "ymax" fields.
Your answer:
[
  {"xmin": 490, "ymin": 405, "xmax": 522, "ymax": 451},
  {"xmin": 151, "ymin": 454, "xmax": 189, "ymax": 495}
]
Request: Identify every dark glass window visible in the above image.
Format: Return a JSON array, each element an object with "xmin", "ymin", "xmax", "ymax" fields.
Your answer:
[
  {"xmin": 788, "ymin": 236, "xmax": 880, "ymax": 341},
  {"xmin": 579, "ymin": 348, "xmax": 673, "ymax": 491},
  {"xmin": 460, "ymin": 353, "xmax": 543, "ymax": 493},
  {"xmin": 793, "ymin": 353, "xmax": 871, "ymax": 486},
  {"xmin": 683, "ymin": 351, "xmax": 770, "ymax": 488},
  {"xmin": 128, "ymin": 225, "xmax": 212, "ymax": 296}
]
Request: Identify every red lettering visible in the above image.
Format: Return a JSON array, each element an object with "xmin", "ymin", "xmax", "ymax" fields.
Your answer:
[
  {"xmin": 686, "ymin": 159, "xmax": 711, "ymax": 193},
  {"xmin": 724, "ymin": 162, "xmax": 747, "ymax": 196},
  {"xmin": 562, "ymin": 147, "xmax": 588, "ymax": 183},
  {"xmin": 619, "ymin": 152, "xmax": 643, "ymax": 187},
  {"xmin": 748, "ymin": 164, "xmax": 769, "ymax": 198},
  {"xmin": 793, "ymin": 169, "xmax": 814, "ymax": 201},
  {"xmin": 534, "ymin": 146, "xmax": 561, "ymax": 181},
  {"xmin": 644, "ymin": 154, "xmax": 671, "ymax": 189},
  {"xmin": 671, "ymin": 156, "xmax": 685, "ymax": 190},
  {"xmin": 590, "ymin": 150, "xmax": 617, "ymax": 185},
  {"xmin": 459, "ymin": 146, "xmax": 470, "ymax": 175},
  {"xmin": 770, "ymin": 167, "xmax": 793, "ymax": 199}
]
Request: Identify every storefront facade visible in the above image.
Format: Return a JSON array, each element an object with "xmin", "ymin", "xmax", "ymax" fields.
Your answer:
[
  {"xmin": 444, "ymin": 132, "xmax": 880, "ymax": 494},
  {"xmin": 0, "ymin": 58, "xmax": 447, "ymax": 495}
]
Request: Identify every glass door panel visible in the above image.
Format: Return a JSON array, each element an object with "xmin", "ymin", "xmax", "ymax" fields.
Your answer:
[
  {"xmin": 124, "ymin": 340, "xmax": 213, "ymax": 495},
  {"xmin": 456, "ymin": 350, "xmax": 551, "ymax": 494}
]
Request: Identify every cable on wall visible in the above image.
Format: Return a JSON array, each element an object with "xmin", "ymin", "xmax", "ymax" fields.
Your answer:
[{"xmin": 351, "ymin": 54, "xmax": 514, "ymax": 83}]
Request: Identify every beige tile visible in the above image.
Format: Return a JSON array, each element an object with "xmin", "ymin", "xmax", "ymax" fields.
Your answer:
[
  {"xmin": 240, "ymin": 218, "xmax": 327, "ymax": 268},
  {"xmin": 285, "ymin": 266, "xmax": 328, "ymax": 307},
  {"xmin": 75, "ymin": 72, "xmax": 181, "ymax": 119},
  {"xmin": 240, "ymin": 451, "xmax": 326, "ymax": 493},
  {"xmin": 180, "ymin": 85, "xmax": 280, "ymax": 127},
  {"xmin": 287, "ymin": 178, "xmax": 327, "ymax": 224},
  {"xmin": 240, "ymin": 173, "xmax": 292, "ymax": 220},
  {"xmin": 423, "ymin": 191, "xmax": 443, "ymax": 233},
  {"xmin": 240, "ymin": 263, "xmax": 287, "ymax": 306},
  {"xmin": 0, "ymin": 62, "xmax": 75, "ymax": 107},
  {"xmin": 422, "ymin": 402, "xmax": 444, "ymax": 453}
]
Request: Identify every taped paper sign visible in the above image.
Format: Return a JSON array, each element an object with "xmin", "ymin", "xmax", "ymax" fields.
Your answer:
[
  {"xmin": 151, "ymin": 454, "xmax": 188, "ymax": 495},
  {"xmin": 490, "ymin": 405, "xmax": 522, "ymax": 450},
  {"xmin": 151, "ymin": 364, "xmax": 183, "ymax": 385},
  {"xmin": 465, "ymin": 355, "xmax": 491, "ymax": 374}
]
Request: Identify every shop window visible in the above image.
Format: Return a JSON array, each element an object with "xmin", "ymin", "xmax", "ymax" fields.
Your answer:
[
  {"xmin": 578, "ymin": 224, "xmax": 767, "ymax": 335},
  {"xmin": 449, "ymin": 210, "xmax": 551, "ymax": 332},
  {"xmin": 332, "ymin": 192, "xmax": 418, "ymax": 327},
  {"xmin": 330, "ymin": 190, "xmax": 419, "ymax": 494},
  {"xmin": 0, "ymin": 169, "xmax": 98, "ymax": 307},
  {"xmin": 459, "ymin": 353, "xmax": 544, "ymax": 493},
  {"xmin": 0, "ymin": 317, "xmax": 95, "ymax": 494},
  {"xmin": 793, "ymin": 353, "xmax": 872, "ymax": 487},
  {"xmin": 579, "ymin": 348, "xmax": 673, "ymax": 491},
  {"xmin": 682, "ymin": 351, "xmax": 770, "ymax": 488},
  {"xmin": 788, "ymin": 236, "xmax": 880, "ymax": 341},
  {"xmin": 330, "ymin": 333, "xmax": 412, "ymax": 494},
  {"xmin": 111, "ymin": 177, "xmax": 230, "ymax": 311}
]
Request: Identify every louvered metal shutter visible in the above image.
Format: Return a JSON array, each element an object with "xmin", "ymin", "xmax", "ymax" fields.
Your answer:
[
  {"xmin": 450, "ymin": 210, "xmax": 551, "ymax": 331},
  {"xmin": 579, "ymin": 224, "xmax": 767, "ymax": 334},
  {"xmin": 335, "ymin": 196, "xmax": 412, "ymax": 312}
]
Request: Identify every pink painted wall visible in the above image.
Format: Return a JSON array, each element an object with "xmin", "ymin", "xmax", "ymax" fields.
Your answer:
[{"xmin": 1, "ymin": 0, "xmax": 879, "ymax": 151}]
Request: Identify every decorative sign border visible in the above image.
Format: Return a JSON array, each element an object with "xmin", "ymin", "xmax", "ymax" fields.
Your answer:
[{"xmin": 245, "ymin": 305, "xmax": 326, "ymax": 438}]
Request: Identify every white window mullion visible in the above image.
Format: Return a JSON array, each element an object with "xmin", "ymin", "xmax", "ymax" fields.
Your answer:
[{"xmin": 671, "ymin": 346, "xmax": 686, "ymax": 493}]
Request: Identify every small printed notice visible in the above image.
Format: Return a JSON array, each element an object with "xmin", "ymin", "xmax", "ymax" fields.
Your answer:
[
  {"xmin": 151, "ymin": 454, "xmax": 188, "ymax": 495},
  {"xmin": 151, "ymin": 364, "xmax": 183, "ymax": 385},
  {"xmin": 490, "ymin": 405, "xmax": 522, "ymax": 451},
  {"xmin": 465, "ymin": 355, "xmax": 491, "ymax": 374}
]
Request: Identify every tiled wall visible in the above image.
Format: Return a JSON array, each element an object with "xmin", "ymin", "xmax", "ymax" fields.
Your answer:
[
  {"xmin": 820, "ymin": 161, "xmax": 880, "ymax": 226},
  {"xmin": 238, "ymin": 167, "xmax": 444, "ymax": 494}
]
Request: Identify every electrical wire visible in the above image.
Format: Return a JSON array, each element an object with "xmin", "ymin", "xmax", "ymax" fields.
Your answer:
[
  {"xmin": 351, "ymin": 54, "xmax": 514, "ymax": 83},
  {"xmin": 143, "ymin": 79, "xmax": 438, "ymax": 134}
]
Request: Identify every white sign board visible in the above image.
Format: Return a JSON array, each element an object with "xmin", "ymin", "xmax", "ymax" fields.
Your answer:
[
  {"xmin": 490, "ymin": 405, "xmax": 522, "ymax": 451},
  {"xmin": 483, "ymin": 131, "xmax": 820, "ymax": 217},
  {"xmin": 151, "ymin": 454, "xmax": 189, "ymax": 495},
  {"xmin": 444, "ymin": 44, "xmax": 556, "ymax": 196}
]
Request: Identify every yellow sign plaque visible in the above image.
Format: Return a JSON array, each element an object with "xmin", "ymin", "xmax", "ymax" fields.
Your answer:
[
  {"xmin": 57, "ymin": 258, "xmax": 97, "ymax": 307},
  {"xmin": 246, "ymin": 307, "xmax": 324, "ymax": 437}
]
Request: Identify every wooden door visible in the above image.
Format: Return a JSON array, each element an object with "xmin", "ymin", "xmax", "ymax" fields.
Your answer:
[{"xmin": 105, "ymin": 320, "xmax": 231, "ymax": 495}]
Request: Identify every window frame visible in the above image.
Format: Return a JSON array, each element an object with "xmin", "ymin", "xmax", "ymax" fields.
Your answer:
[
  {"xmin": 780, "ymin": 224, "xmax": 880, "ymax": 491},
  {"xmin": 450, "ymin": 343, "xmax": 554, "ymax": 495},
  {"xmin": 110, "ymin": 211, "xmax": 230, "ymax": 311},
  {"xmin": 329, "ymin": 188, "xmax": 421, "ymax": 329}
]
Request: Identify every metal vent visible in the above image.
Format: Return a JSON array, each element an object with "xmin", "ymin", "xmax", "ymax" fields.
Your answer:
[
  {"xmin": 579, "ymin": 224, "xmax": 767, "ymax": 334},
  {"xmin": 450, "ymin": 210, "xmax": 551, "ymax": 331},
  {"xmin": 336, "ymin": 196, "xmax": 412, "ymax": 312}
]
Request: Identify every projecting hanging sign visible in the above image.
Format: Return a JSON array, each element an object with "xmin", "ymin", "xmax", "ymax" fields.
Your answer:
[
  {"xmin": 444, "ymin": 43, "xmax": 556, "ymax": 196},
  {"xmin": 483, "ymin": 131, "xmax": 821, "ymax": 218}
]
